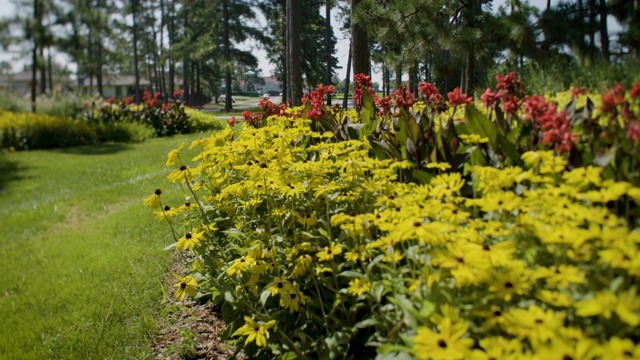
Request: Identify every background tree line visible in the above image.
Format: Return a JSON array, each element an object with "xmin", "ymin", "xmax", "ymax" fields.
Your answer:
[{"xmin": 0, "ymin": 0, "xmax": 638, "ymax": 112}]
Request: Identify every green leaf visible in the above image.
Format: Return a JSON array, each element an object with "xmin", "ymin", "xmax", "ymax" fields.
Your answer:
[
  {"xmin": 224, "ymin": 290, "xmax": 234, "ymax": 304},
  {"xmin": 593, "ymin": 146, "xmax": 620, "ymax": 167},
  {"xmin": 497, "ymin": 133, "xmax": 523, "ymax": 166},
  {"xmin": 259, "ymin": 289, "xmax": 271, "ymax": 306},
  {"xmin": 338, "ymin": 270, "xmax": 365, "ymax": 278},
  {"xmin": 354, "ymin": 318, "xmax": 378, "ymax": 329},
  {"xmin": 465, "ymin": 104, "xmax": 498, "ymax": 149},
  {"xmin": 412, "ymin": 169, "xmax": 433, "ymax": 184},
  {"xmin": 360, "ymin": 88, "xmax": 376, "ymax": 137}
]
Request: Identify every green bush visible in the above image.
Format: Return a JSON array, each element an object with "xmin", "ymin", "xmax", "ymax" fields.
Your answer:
[
  {"xmin": 0, "ymin": 92, "xmax": 30, "ymax": 113},
  {"xmin": 185, "ymin": 108, "xmax": 225, "ymax": 132},
  {"xmin": 92, "ymin": 122, "xmax": 156, "ymax": 143},
  {"xmin": 37, "ymin": 95, "xmax": 88, "ymax": 119}
]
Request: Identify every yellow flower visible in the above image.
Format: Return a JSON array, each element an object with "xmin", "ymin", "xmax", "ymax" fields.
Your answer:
[
  {"xmin": 535, "ymin": 290, "xmax": 573, "ymax": 307},
  {"xmin": 292, "ymin": 254, "xmax": 313, "ymax": 278},
  {"xmin": 459, "ymin": 133, "xmax": 489, "ymax": 145},
  {"xmin": 426, "ymin": 162, "xmax": 452, "ymax": 171},
  {"xmin": 166, "ymin": 141, "xmax": 185, "ymax": 167},
  {"xmin": 317, "ymin": 242, "xmax": 342, "ymax": 262},
  {"xmin": 176, "ymin": 231, "xmax": 205, "ymax": 250},
  {"xmin": 265, "ymin": 277, "xmax": 294, "ymax": 295},
  {"xmin": 279, "ymin": 290, "xmax": 308, "ymax": 312},
  {"xmin": 503, "ymin": 305, "xmax": 565, "ymax": 346},
  {"xmin": 232, "ymin": 316, "xmax": 276, "ymax": 347},
  {"xmin": 154, "ymin": 205, "xmax": 179, "ymax": 222},
  {"xmin": 413, "ymin": 318, "xmax": 474, "ymax": 360},
  {"xmin": 574, "ymin": 290, "xmax": 617, "ymax": 319},
  {"xmin": 607, "ymin": 337, "xmax": 640, "ymax": 359},
  {"xmin": 345, "ymin": 245, "xmax": 368, "ymax": 262},
  {"xmin": 347, "ymin": 278, "xmax": 370, "ymax": 296},
  {"xmin": 143, "ymin": 189, "xmax": 162, "ymax": 208},
  {"xmin": 226, "ymin": 256, "xmax": 254, "ymax": 276},
  {"xmin": 173, "ymin": 273, "xmax": 197, "ymax": 301}
]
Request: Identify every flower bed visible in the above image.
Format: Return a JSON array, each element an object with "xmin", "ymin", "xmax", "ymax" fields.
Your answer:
[{"xmin": 148, "ymin": 74, "xmax": 640, "ymax": 359}]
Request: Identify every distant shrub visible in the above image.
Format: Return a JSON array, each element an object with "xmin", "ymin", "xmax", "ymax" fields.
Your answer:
[
  {"xmin": 92, "ymin": 122, "xmax": 156, "ymax": 143},
  {"xmin": 37, "ymin": 95, "xmax": 88, "ymax": 120},
  {"xmin": 0, "ymin": 92, "xmax": 30, "ymax": 113},
  {"xmin": 0, "ymin": 112, "xmax": 96, "ymax": 150},
  {"xmin": 185, "ymin": 108, "xmax": 225, "ymax": 132}
]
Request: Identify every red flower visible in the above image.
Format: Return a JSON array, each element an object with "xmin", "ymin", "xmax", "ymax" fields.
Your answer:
[
  {"xmin": 480, "ymin": 88, "xmax": 497, "ymax": 108},
  {"xmin": 122, "ymin": 96, "xmax": 134, "ymax": 106},
  {"xmin": 418, "ymin": 82, "xmax": 438, "ymax": 100},
  {"xmin": 570, "ymin": 86, "xmax": 587, "ymax": 98},
  {"xmin": 173, "ymin": 89, "xmax": 184, "ymax": 99},
  {"xmin": 447, "ymin": 87, "xmax": 472, "ymax": 107},
  {"xmin": 600, "ymin": 83, "xmax": 625, "ymax": 113},
  {"xmin": 630, "ymin": 82, "xmax": 640, "ymax": 98},
  {"xmin": 392, "ymin": 85, "xmax": 414, "ymax": 110},
  {"xmin": 106, "ymin": 96, "xmax": 115, "ymax": 104},
  {"xmin": 494, "ymin": 72, "xmax": 525, "ymax": 115},
  {"xmin": 229, "ymin": 116, "xmax": 237, "ymax": 127}
]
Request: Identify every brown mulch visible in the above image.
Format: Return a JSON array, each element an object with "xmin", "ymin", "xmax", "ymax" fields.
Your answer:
[{"xmin": 152, "ymin": 255, "xmax": 243, "ymax": 360}]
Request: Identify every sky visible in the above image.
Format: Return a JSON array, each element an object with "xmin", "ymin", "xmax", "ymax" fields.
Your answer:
[{"xmin": 0, "ymin": 0, "xmax": 559, "ymax": 85}]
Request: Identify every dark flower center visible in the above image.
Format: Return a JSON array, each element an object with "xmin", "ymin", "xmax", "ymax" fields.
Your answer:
[
  {"xmin": 185, "ymin": 202, "xmax": 191, "ymax": 207},
  {"xmin": 437, "ymin": 339, "xmax": 447, "ymax": 348},
  {"xmin": 483, "ymin": 244, "xmax": 490, "ymax": 251},
  {"xmin": 180, "ymin": 282, "xmax": 187, "ymax": 289},
  {"xmin": 155, "ymin": 188, "xmax": 162, "ymax": 195},
  {"xmin": 164, "ymin": 205, "xmax": 171, "ymax": 211},
  {"xmin": 277, "ymin": 282, "xmax": 284, "ymax": 288},
  {"xmin": 327, "ymin": 250, "xmax": 332, "ymax": 255},
  {"xmin": 254, "ymin": 326, "xmax": 260, "ymax": 332},
  {"xmin": 179, "ymin": 165, "xmax": 187, "ymax": 171},
  {"xmin": 493, "ymin": 310, "xmax": 502, "ymax": 316},
  {"xmin": 505, "ymin": 282, "xmax": 513, "ymax": 288},
  {"xmin": 413, "ymin": 221, "xmax": 421, "ymax": 227},
  {"xmin": 260, "ymin": 163, "xmax": 268, "ymax": 168},
  {"xmin": 185, "ymin": 233, "xmax": 192, "ymax": 239},
  {"xmin": 563, "ymin": 356, "xmax": 573, "ymax": 360},
  {"xmin": 535, "ymin": 318, "xmax": 543, "ymax": 324},
  {"xmin": 290, "ymin": 293, "xmax": 297, "ymax": 299}
]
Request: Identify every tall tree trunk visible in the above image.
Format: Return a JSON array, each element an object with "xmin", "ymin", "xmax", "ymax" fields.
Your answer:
[
  {"xmin": 394, "ymin": 63, "xmax": 402, "ymax": 88},
  {"xmin": 350, "ymin": 0, "xmax": 370, "ymax": 75},
  {"xmin": 409, "ymin": 61, "xmax": 418, "ymax": 94},
  {"xmin": 223, "ymin": 0, "xmax": 233, "ymax": 111},
  {"xmin": 132, "ymin": 0, "xmax": 141, "ymax": 102},
  {"xmin": 159, "ymin": 0, "xmax": 167, "ymax": 100},
  {"xmin": 96, "ymin": 0, "xmax": 104, "ymax": 97},
  {"xmin": 588, "ymin": 0, "xmax": 597, "ymax": 56},
  {"xmin": 598, "ymin": 0, "xmax": 610, "ymax": 60},
  {"xmin": 169, "ymin": 0, "xmax": 175, "ymax": 96},
  {"xmin": 281, "ymin": 3, "xmax": 287, "ymax": 104},
  {"xmin": 31, "ymin": 0, "xmax": 40, "ymax": 112},
  {"xmin": 39, "ymin": 47, "xmax": 46, "ymax": 95},
  {"xmin": 325, "ymin": 0, "xmax": 332, "ymax": 105},
  {"xmin": 47, "ymin": 46, "xmax": 53, "ymax": 93},
  {"xmin": 287, "ymin": 0, "xmax": 303, "ymax": 106},
  {"xmin": 343, "ymin": 44, "xmax": 351, "ymax": 109},
  {"xmin": 634, "ymin": 0, "xmax": 640, "ymax": 57}
]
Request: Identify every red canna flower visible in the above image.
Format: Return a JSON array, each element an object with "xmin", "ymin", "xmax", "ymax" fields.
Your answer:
[
  {"xmin": 447, "ymin": 87, "xmax": 472, "ymax": 107},
  {"xmin": 480, "ymin": 88, "xmax": 497, "ymax": 108},
  {"xmin": 229, "ymin": 116, "xmax": 237, "ymax": 126}
]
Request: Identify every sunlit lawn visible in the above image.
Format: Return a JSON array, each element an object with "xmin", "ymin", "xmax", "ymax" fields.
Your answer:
[{"xmin": 0, "ymin": 134, "xmax": 205, "ymax": 359}]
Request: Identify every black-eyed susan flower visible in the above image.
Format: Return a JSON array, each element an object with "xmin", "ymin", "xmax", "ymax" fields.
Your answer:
[
  {"xmin": 166, "ymin": 141, "xmax": 185, "ymax": 167},
  {"xmin": 232, "ymin": 316, "xmax": 276, "ymax": 347},
  {"xmin": 317, "ymin": 242, "xmax": 342, "ymax": 262},
  {"xmin": 226, "ymin": 256, "xmax": 254, "ymax": 276},
  {"xmin": 502, "ymin": 305, "xmax": 565, "ymax": 346},
  {"xmin": 346, "ymin": 278, "xmax": 370, "ymax": 296},
  {"xmin": 345, "ymin": 245, "xmax": 368, "ymax": 263},
  {"xmin": 606, "ymin": 337, "xmax": 640, "ymax": 358},
  {"xmin": 413, "ymin": 318, "xmax": 474, "ymax": 360},
  {"xmin": 265, "ymin": 277, "xmax": 294, "ymax": 295},
  {"xmin": 279, "ymin": 290, "xmax": 308, "ymax": 312},
  {"xmin": 173, "ymin": 273, "xmax": 197, "ymax": 301},
  {"xmin": 143, "ymin": 188, "xmax": 162, "ymax": 208},
  {"xmin": 154, "ymin": 205, "xmax": 179, "ymax": 222},
  {"xmin": 176, "ymin": 231, "xmax": 205, "ymax": 250}
]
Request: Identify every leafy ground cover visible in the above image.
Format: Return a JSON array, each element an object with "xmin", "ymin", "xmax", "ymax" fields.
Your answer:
[{"xmin": 0, "ymin": 134, "xmax": 207, "ymax": 359}]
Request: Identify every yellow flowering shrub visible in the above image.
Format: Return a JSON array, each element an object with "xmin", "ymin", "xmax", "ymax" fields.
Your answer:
[{"xmin": 0, "ymin": 111, "xmax": 96, "ymax": 150}]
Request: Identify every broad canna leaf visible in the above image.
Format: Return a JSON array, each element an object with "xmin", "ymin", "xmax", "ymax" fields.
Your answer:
[{"xmin": 465, "ymin": 104, "xmax": 498, "ymax": 148}]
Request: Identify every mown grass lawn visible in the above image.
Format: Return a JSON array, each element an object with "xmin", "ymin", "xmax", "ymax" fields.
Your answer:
[{"xmin": 0, "ymin": 134, "xmax": 205, "ymax": 359}]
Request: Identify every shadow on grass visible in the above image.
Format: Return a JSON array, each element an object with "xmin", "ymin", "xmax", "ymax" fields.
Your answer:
[
  {"xmin": 53, "ymin": 143, "xmax": 133, "ymax": 155},
  {"xmin": 0, "ymin": 156, "xmax": 29, "ymax": 194}
]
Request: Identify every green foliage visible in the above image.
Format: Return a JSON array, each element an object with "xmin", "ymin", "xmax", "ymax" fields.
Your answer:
[
  {"xmin": 185, "ymin": 107, "xmax": 225, "ymax": 132},
  {"xmin": 0, "ymin": 91, "xmax": 30, "ymax": 113},
  {"xmin": 36, "ymin": 95, "xmax": 88, "ymax": 119}
]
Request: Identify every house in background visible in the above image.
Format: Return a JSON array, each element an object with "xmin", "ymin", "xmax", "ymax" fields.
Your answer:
[
  {"xmin": 256, "ymin": 76, "xmax": 282, "ymax": 95},
  {"xmin": 0, "ymin": 70, "xmax": 73, "ymax": 96},
  {"xmin": 78, "ymin": 75, "xmax": 184, "ymax": 98}
]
